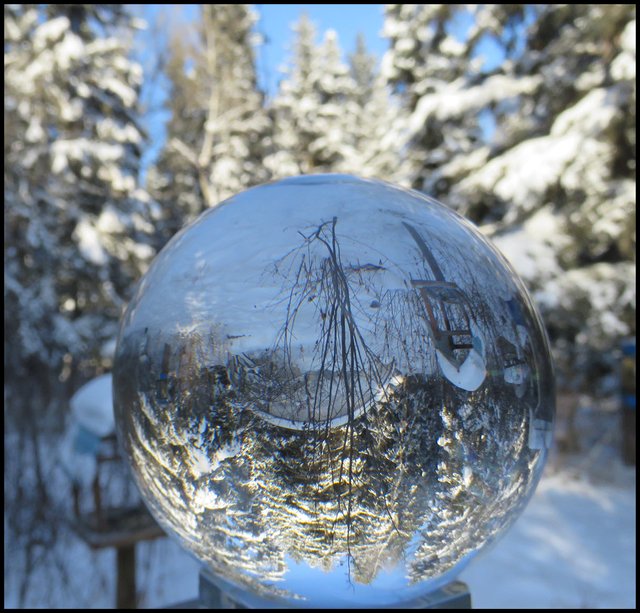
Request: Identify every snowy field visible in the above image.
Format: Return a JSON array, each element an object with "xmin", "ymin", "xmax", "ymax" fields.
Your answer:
[
  {"xmin": 4, "ymin": 456, "xmax": 635, "ymax": 609},
  {"xmin": 460, "ymin": 462, "xmax": 636, "ymax": 609}
]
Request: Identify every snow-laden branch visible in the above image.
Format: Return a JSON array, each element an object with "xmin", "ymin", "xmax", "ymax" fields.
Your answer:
[
  {"xmin": 168, "ymin": 137, "xmax": 199, "ymax": 166},
  {"xmin": 406, "ymin": 74, "xmax": 542, "ymax": 142}
]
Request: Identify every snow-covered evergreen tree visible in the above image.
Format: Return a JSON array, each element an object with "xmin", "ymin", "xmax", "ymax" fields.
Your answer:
[
  {"xmin": 381, "ymin": 4, "xmax": 480, "ymax": 194},
  {"xmin": 448, "ymin": 5, "xmax": 636, "ymax": 392},
  {"xmin": 144, "ymin": 23, "xmax": 204, "ymax": 245},
  {"xmin": 381, "ymin": 4, "xmax": 542, "ymax": 198},
  {"xmin": 5, "ymin": 4, "xmax": 156, "ymax": 393},
  {"xmin": 345, "ymin": 34, "xmax": 404, "ymax": 181},
  {"xmin": 267, "ymin": 15, "xmax": 359, "ymax": 176},
  {"xmin": 148, "ymin": 3, "xmax": 271, "ymax": 239}
]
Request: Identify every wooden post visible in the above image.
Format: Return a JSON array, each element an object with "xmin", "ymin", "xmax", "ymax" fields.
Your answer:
[
  {"xmin": 92, "ymin": 472, "xmax": 104, "ymax": 530},
  {"xmin": 621, "ymin": 338, "xmax": 636, "ymax": 465},
  {"xmin": 116, "ymin": 544, "xmax": 137, "ymax": 609},
  {"xmin": 70, "ymin": 430, "xmax": 165, "ymax": 609},
  {"xmin": 72, "ymin": 482, "xmax": 81, "ymax": 520}
]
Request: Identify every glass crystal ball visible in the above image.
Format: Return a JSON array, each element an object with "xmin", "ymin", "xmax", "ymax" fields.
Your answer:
[{"xmin": 113, "ymin": 175, "xmax": 554, "ymax": 608}]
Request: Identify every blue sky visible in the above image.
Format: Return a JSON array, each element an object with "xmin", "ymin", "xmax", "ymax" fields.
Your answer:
[
  {"xmin": 134, "ymin": 4, "xmax": 507, "ymax": 175},
  {"xmin": 135, "ymin": 4, "xmax": 387, "ymax": 174},
  {"xmin": 256, "ymin": 4, "xmax": 387, "ymax": 98},
  {"xmin": 138, "ymin": 5, "xmax": 389, "ymax": 97}
]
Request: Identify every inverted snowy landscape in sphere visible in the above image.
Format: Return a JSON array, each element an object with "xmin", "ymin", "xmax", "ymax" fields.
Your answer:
[{"xmin": 113, "ymin": 175, "xmax": 555, "ymax": 608}]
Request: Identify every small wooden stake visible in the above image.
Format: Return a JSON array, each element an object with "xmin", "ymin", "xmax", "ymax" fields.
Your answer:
[{"xmin": 116, "ymin": 544, "xmax": 136, "ymax": 609}]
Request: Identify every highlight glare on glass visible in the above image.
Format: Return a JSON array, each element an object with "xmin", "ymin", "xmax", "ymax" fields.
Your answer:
[{"xmin": 113, "ymin": 175, "xmax": 554, "ymax": 608}]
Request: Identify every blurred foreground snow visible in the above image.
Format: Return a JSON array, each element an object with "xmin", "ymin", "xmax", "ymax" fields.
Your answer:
[
  {"xmin": 4, "ymin": 459, "xmax": 634, "ymax": 609},
  {"xmin": 460, "ymin": 464, "xmax": 636, "ymax": 609}
]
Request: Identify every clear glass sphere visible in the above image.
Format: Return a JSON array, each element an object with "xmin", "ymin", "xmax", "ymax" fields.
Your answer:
[{"xmin": 113, "ymin": 175, "xmax": 554, "ymax": 608}]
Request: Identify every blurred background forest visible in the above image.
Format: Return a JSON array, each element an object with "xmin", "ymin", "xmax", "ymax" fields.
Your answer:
[{"xmin": 4, "ymin": 3, "xmax": 636, "ymax": 608}]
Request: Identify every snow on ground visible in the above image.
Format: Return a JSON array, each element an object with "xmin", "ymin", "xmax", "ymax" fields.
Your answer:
[
  {"xmin": 460, "ymin": 462, "xmax": 636, "ymax": 609},
  {"xmin": 69, "ymin": 373, "xmax": 114, "ymax": 437},
  {"xmin": 4, "ymin": 455, "xmax": 635, "ymax": 609}
]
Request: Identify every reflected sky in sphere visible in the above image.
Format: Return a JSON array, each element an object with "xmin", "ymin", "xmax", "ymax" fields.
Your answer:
[{"xmin": 113, "ymin": 175, "xmax": 554, "ymax": 608}]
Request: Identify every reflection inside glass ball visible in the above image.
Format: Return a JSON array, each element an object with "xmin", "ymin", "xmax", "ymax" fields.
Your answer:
[{"xmin": 113, "ymin": 175, "xmax": 554, "ymax": 608}]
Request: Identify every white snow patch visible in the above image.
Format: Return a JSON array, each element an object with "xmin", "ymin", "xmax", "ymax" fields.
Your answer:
[
  {"xmin": 187, "ymin": 446, "xmax": 214, "ymax": 478},
  {"xmin": 102, "ymin": 76, "xmax": 137, "ymax": 108},
  {"xmin": 436, "ymin": 346, "xmax": 486, "ymax": 392},
  {"xmin": 211, "ymin": 439, "xmax": 243, "ymax": 472},
  {"xmin": 73, "ymin": 218, "xmax": 108, "ymax": 266},
  {"xmin": 551, "ymin": 88, "xmax": 619, "ymax": 138},
  {"xmin": 51, "ymin": 139, "xmax": 124, "ymax": 174},
  {"xmin": 70, "ymin": 374, "xmax": 114, "ymax": 437},
  {"xmin": 25, "ymin": 119, "xmax": 45, "ymax": 143},
  {"xmin": 55, "ymin": 32, "xmax": 84, "ymax": 71},
  {"xmin": 611, "ymin": 20, "xmax": 636, "ymax": 82},
  {"xmin": 33, "ymin": 16, "xmax": 69, "ymax": 52},
  {"xmin": 460, "ymin": 469, "xmax": 636, "ymax": 609},
  {"xmin": 459, "ymin": 85, "xmax": 619, "ymax": 220},
  {"xmin": 408, "ymin": 74, "xmax": 541, "ymax": 139},
  {"xmin": 96, "ymin": 207, "xmax": 126, "ymax": 234},
  {"xmin": 489, "ymin": 206, "xmax": 568, "ymax": 285},
  {"xmin": 132, "ymin": 243, "xmax": 155, "ymax": 261},
  {"xmin": 96, "ymin": 118, "xmax": 142, "ymax": 144}
]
